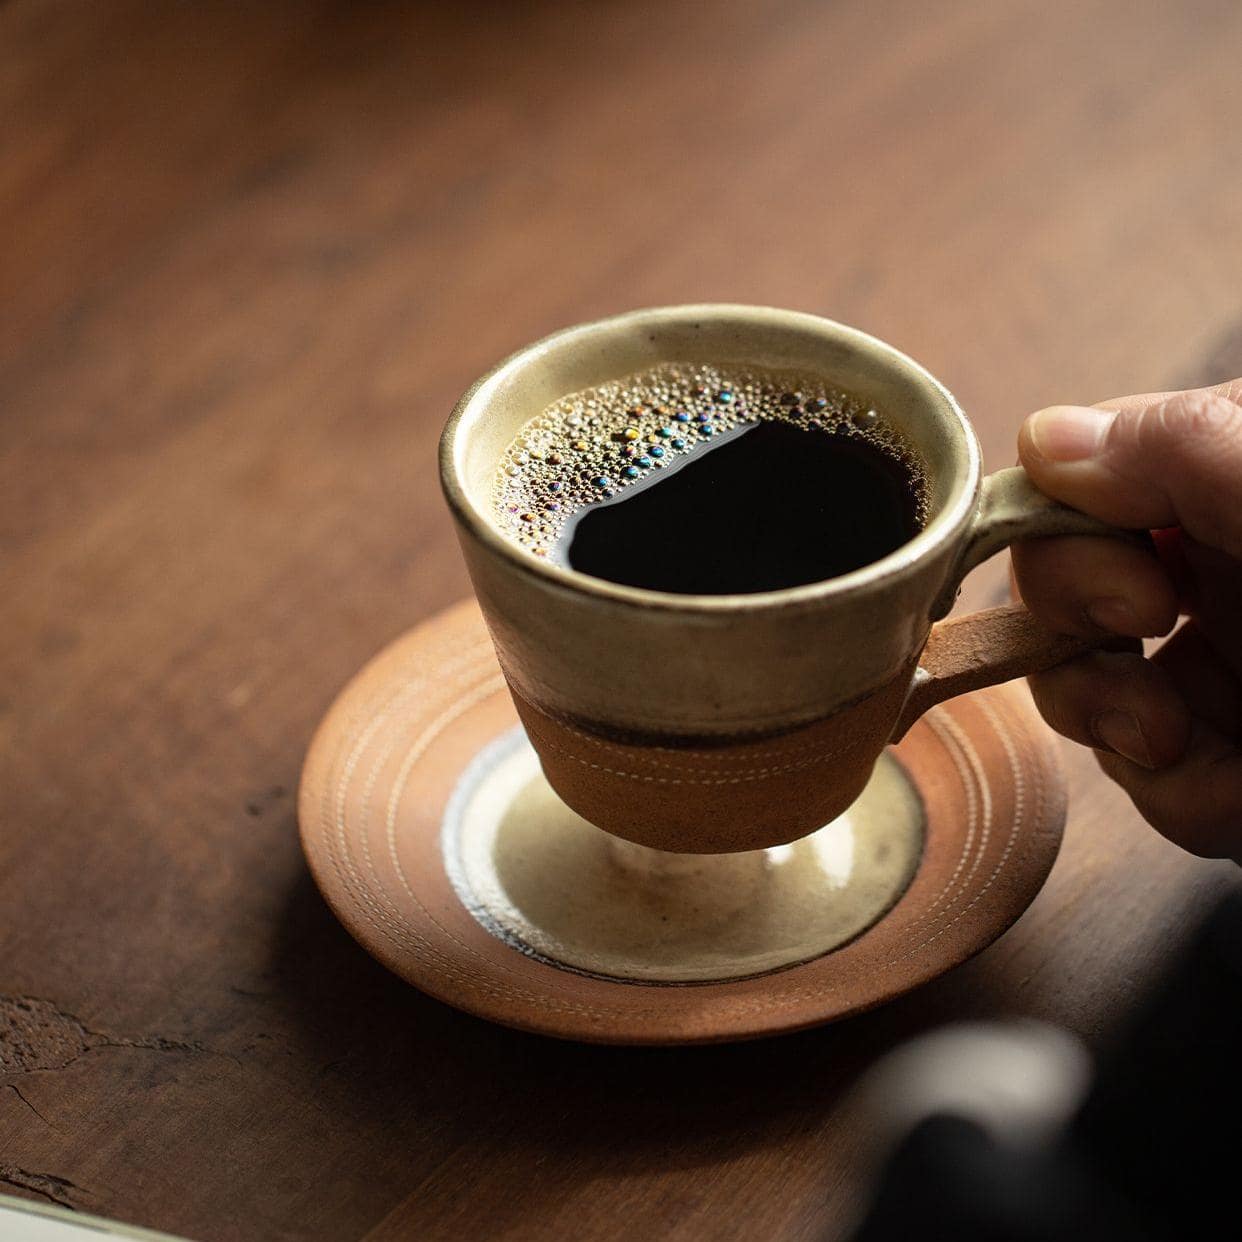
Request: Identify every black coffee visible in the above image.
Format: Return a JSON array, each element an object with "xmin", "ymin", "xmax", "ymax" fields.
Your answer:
[
  {"xmin": 565, "ymin": 421, "xmax": 922, "ymax": 593},
  {"xmin": 493, "ymin": 362, "xmax": 927, "ymax": 594}
]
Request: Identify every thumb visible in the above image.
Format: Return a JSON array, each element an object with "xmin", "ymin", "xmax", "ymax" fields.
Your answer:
[{"xmin": 1018, "ymin": 381, "xmax": 1242, "ymax": 557}]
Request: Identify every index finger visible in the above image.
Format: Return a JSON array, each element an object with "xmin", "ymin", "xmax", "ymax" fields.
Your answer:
[
  {"xmin": 1093, "ymin": 377, "xmax": 1242, "ymax": 414},
  {"xmin": 1018, "ymin": 382, "xmax": 1242, "ymax": 556}
]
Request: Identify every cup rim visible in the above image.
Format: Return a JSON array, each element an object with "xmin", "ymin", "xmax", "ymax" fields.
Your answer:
[{"xmin": 440, "ymin": 304, "xmax": 981, "ymax": 614}]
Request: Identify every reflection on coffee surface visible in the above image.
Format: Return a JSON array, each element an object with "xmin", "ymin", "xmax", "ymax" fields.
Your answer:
[{"xmin": 493, "ymin": 363, "xmax": 927, "ymax": 593}]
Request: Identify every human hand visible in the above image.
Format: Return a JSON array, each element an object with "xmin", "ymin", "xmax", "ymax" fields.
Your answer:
[{"xmin": 1011, "ymin": 380, "xmax": 1242, "ymax": 860}]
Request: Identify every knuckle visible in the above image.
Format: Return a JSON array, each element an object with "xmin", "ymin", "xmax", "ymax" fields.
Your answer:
[
  {"xmin": 1146, "ymin": 390, "xmax": 1242, "ymax": 444},
  {"xmin": 1110, "ymin": 392, "xmax": 1242, "ymax": 548}
]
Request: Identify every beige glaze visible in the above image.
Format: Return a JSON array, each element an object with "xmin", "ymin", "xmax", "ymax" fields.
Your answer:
[
  {"xmin": 443, "ymin": 306, "xmax": 975, "ymax": 736},
  {"xmin": 442, "ymin": 306, "xmax": 1125, "ymax": 734},
  {"xmin": 444, "ymin": 729, "xmax": 923, "ymax": 983}
]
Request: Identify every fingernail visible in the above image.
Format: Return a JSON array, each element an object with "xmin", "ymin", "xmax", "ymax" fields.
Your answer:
[
  {"xmin": 1027, "ymin": 406, "xmax": 1115, "ymax": 461},
  {"xmin": 1086, "ymin": 597, "xmax": 1141, "ymax": 635},
  {"xmin": 1091, "ymin": 709, "xmax": 1155, "ymax": 768}
]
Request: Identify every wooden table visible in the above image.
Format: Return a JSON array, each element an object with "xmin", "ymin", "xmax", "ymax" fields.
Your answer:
[{"xmin": 3, "ymin": 2, "xmax": 1240, "ymax": 1238}]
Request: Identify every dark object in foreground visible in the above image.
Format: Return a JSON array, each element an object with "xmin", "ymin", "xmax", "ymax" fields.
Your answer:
[{"xmin": 849, "ymin": 889, "xmax": 1242, "ymax": 1242}]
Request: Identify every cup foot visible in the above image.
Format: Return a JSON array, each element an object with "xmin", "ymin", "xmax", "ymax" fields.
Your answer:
[{"xmin": 443, "ymin": 728, "xmax": 924, "ymax": 984}]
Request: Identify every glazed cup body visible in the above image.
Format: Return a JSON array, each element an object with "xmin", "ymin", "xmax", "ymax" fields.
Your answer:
[{"xmin": 442, "ymin": 305, "xmax": 1117, "ymax": 852}]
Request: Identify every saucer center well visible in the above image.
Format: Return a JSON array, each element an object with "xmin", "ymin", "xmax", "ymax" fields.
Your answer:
[{"xmin": 442, "ymin": 727, "xmax": 925, "ymax": 984}]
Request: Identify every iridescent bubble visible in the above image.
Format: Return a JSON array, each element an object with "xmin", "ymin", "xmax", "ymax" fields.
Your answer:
[{"xmin": 491, "ymin": 361, "xmax": 927, "ymax": 555}]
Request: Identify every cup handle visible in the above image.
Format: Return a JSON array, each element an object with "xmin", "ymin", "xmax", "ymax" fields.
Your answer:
[{"xmin": 891, "ymin": 466, "xmax": 1148, "ymax": 741}]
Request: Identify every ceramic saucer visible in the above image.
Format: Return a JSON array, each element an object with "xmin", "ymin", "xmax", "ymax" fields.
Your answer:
[{"xmin": 298, "ymin": 600, "xmax": 1065, "ymax": 1045}]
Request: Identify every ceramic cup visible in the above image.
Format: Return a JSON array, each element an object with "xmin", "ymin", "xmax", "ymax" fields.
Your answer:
[{"xmin": 441, "ymin": 305, "xmax": 1129, "ymax": 853}]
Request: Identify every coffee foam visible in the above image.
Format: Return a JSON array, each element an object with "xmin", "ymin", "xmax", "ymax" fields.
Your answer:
[{"xmin": 492, "ymin": 362, "xmax": 928, "ymax": 560}]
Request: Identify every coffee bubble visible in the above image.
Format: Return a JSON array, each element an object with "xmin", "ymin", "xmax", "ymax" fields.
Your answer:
[{"xmin": 493, "ymin": 363, "xmax": 927, "ymax": 559}]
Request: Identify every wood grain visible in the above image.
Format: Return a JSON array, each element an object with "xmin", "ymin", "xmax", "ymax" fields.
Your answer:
[{"xmin": 1, "ymin": 1, "xmax": 1239, "ymax": 1239}]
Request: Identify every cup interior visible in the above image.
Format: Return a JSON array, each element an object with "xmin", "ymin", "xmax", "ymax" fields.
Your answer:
[{"xmin": 443, "ymin": 305, "xmax": 978, "ymax": 592}]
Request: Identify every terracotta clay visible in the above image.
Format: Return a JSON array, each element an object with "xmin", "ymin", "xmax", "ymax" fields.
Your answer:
[{"xmin": 508, "ymin": 603, "xmax": 1107, "ymax": 855}]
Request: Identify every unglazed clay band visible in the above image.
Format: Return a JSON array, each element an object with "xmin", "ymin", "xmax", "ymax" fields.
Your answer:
[{"xmin": 507, "ymin": 669, "xmax": 919, "ymax": 854}]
